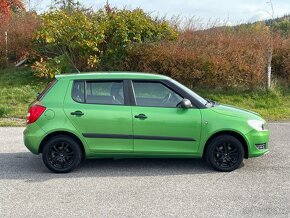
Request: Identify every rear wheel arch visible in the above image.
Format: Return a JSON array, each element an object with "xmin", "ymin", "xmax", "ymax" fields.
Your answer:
[
  {"xmin": 39, "ymin": 131, "xmax": 86, "ymax": 160},
  {"xmin": 203, "ymin": 130, "xmax": 249, "ymax": 159}
]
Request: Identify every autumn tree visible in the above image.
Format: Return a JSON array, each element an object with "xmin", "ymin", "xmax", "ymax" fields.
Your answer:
[
  {"xmin": 0, "ymin": 0, "xmax": 39, "ymax": 67},
  {"xmin": 32, "ymin": 7, "xmax": 177, "ymax": 77},
  {"xmin": 0, "ymin": 0, "xmax": 25, "ymax": 24}
]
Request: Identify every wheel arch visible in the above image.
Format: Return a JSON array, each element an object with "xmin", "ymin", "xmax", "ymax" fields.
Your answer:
[
  {"xmin": 203, "ymin": 130, "xmax": 249, "ymax": 159},
  {"xmin": 39, "ymin": 131, "xmax": 86, "ymax": 160}
]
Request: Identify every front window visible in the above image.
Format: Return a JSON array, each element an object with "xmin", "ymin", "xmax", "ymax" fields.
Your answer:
[
  {"xmin": 133, "ymin": 81, "xmax": 183, "ymax": 107},
  {"xmin": 169, "ymin": 79, "xmax": 208, "ymax": 106}
]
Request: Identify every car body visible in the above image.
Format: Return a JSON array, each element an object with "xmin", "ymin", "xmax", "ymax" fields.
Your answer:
[{"xmin": 24, "ymin": 72, "xmax": 269, "ymax": 173}]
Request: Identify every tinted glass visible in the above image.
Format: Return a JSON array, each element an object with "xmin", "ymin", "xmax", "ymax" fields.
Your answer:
[
  {"xmin": 133, "ymin": 82, "xmax": 183, "ymax": 107},
  {"xmin": 86, "ymin": 81, "xmax": 124, "ymax": 105},
  {"xmin": 169, "ymin": 78, "xmax": 207, "ymax": 106},
  {"xmin": 72, "ymin": 81, "xmax": 85, "ymax": 103}
]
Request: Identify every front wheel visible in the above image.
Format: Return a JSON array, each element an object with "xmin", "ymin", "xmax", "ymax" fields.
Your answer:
[
  {"xmin": 42, "ymin": 135, "xmax": 82, "ymax": 173},
  {"xmin": 206, "ymin": 135, "xmax": 244, "ymax": 172}
]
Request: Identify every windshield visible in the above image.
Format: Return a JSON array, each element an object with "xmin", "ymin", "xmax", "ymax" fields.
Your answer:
[{"xmin": 169, "ymin": 79, "xmax": 208, "ymax": 106}]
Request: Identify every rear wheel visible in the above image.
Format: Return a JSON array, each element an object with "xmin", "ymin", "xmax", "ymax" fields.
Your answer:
[
  {"xmin": 206, "ymin": 135, "xmax": 244, "ymax": 172},
  {"xmin": 42, "ymin": 135, "xmax": 82, "ymax": 173}
]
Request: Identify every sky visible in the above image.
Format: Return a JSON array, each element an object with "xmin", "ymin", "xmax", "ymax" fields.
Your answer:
[{"xmin": 25, "ymin": 0, "xmax": 290, "ymax": 25}]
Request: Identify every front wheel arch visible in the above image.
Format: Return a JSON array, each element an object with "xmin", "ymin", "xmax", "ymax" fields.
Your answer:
[
  {"xmin": 203, "ymin": 131, "xmax": 249, "ymax": 159},
  {"xmin": 39, "ymin": 131, "xmax": 86, "ymax": 160}
]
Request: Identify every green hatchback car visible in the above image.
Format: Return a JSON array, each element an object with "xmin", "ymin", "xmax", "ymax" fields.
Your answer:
[{"xmin": 24, "ymin": 72, "xmax": 269, "ymax": 173}]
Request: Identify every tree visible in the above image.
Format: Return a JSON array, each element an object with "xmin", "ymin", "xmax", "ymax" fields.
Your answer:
[
  {"xmin": 273, "ymin": 16, "xmax": 290, "ymax": 37},
  {"xmin": 32, "ymin": 7, "xmax": 177, "ymax": 77},
  {"xmin": 266, "ymin": 0, "xmax": 274, "ymax": 90},
  {"xmin": 0, "ymin": 0, "xmax": 25, "ymax": 23},
  {"xmin": 51, "ymin": 0, "xmax": 80, "ymax": 10}
]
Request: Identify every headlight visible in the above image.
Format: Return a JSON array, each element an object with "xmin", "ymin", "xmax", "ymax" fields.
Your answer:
[{"xmin": 248, "ymin": 120, "xmax": 267, "ymax": 131}]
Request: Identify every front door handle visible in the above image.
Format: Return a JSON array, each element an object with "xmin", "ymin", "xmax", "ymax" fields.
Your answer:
[
  {"xmin": 134, "ymin": 114, "xmax": 147, "ymax": 120},
  {"xmin": 71, "ymin": 110, "xmax": 84, "ymax": 116}
]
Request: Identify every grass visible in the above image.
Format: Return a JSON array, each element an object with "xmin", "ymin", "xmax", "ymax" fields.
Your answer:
[
  {"xmin": 0, "ymin": 118, "xmax": 25, "ymax": 127},
  {"xmin": 196, "ymin": 88, "xmax": 290, "ymax": 121},
  {"xmin": 0, "ymin": 67, "xmax": 49, "ymax": 124},
  {"xmin": 0, "ymin": 68, "xmax": 289, "ymax": 126}
]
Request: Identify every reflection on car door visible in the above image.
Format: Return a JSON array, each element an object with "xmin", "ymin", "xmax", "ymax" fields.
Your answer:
[{"xmin": 131, "ymin": 81, "xmax": 202, "ymax": 154}]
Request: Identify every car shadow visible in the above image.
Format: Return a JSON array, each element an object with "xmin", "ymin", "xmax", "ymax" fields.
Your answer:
[{"xmin": 0, "ymin": 152, "xmax": 218, "ymax": 182}]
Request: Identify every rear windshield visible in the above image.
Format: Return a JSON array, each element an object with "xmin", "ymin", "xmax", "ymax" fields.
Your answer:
[{"xmin": 37, "ymin": 79, "xmax": 57, "ymax": 100}]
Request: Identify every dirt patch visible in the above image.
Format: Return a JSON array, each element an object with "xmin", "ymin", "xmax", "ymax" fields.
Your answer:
[{"xmin": 0, "ymin": 118, "xmax": 25, "ymax": 127}]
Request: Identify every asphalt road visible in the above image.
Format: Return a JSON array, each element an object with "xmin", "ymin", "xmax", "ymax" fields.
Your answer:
[{"xmin": 0, "ymin": 124, "xmax": 290, "ymax": 217}]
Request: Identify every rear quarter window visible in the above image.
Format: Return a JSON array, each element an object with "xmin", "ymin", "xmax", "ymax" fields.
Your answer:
[{"xmin": 72, "ymin": 81, "xmax": 85, "ymax": 103}]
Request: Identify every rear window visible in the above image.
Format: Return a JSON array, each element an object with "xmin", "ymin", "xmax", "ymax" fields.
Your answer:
[
  {"xmin": 37, "ymin": 79, "xmax": 57, "ymax": 100},
  {"xmin": 72, "ymin": 80, "xmax": 124, "ymax": 105}
]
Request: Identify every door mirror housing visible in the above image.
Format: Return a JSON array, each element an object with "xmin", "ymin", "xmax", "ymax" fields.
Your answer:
[{"xmin": 180, "ymin": 99, "xmax": 192, "ymax": 109}]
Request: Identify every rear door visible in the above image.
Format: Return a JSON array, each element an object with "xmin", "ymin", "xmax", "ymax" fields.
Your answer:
[
  {"xmin": 63, "ymin": 79, "xmax": 133, "ymax": 153},
  {"xmin": 131, "ymin": 80, "xmax": 202, "ymax": 154}
]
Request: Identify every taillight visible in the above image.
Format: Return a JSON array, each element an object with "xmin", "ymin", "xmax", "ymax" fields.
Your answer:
[{"xmin": 27, "ymin": 105, "xmax": 46, "ymax": 124}]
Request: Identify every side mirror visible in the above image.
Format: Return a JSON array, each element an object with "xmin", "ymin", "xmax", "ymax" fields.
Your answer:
[{"xmin": 180, "ymin": 99, "xmax": 192, "ymax": 109}]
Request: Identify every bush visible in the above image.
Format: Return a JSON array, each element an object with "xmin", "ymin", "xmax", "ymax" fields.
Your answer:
[
  {"xmin": 272, "ymin": 38, "xmax": 290, "ymax": 84},
  {"xmin": 33, "ymin": 7, "xmax": 177, "ymax": 77},
  {"xmin": 97, "ymin": 8, "xmax": 177, "ymax": 70},
  {"xmin": 117, "ymin": 23, "xmax": 270, "ymax": 89},
  {"xmin": 32, "ymin": 55, "xmax": 73, "ymax": 78}
]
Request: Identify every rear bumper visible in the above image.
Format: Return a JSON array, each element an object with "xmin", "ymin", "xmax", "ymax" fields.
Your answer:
[
  {"xmin": 245, "ymin": 130, "xmax": 270, "ymax": 158},
  {"xmin": 23, "ymin": 123, "xmax": 46, "ymax": 154}
]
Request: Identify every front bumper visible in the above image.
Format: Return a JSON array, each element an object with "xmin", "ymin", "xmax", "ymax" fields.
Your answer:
[
  {"xmin": 245, "ymin": 129, "xmax": 270, "ymax": 158},
  {"xmin": 23, "ymin": 123, "xmax": 46, "ymax": 154}
]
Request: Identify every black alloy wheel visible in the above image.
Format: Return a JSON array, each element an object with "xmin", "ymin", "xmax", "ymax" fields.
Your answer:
[
  {"xmin": 42, "ymin": 135, "xmax": 82, "ymax": 173},
  {"xmin": 206, "ymin": 135, "xmax": 244, "ymax": 172}
]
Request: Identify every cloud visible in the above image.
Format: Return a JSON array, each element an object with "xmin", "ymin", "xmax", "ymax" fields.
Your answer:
[
  {"xmin": 35, "ymin": 0, "xmax": 290, "ymax": 23},
  {"xmin": 248, "ymin": 11, "xmax": 271, "ymax": 23}
]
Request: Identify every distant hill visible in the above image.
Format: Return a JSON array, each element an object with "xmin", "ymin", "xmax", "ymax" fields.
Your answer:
[
  {"xmin": 264, "ymin": 14, "xmax": 290, "ymax": 26},
  {"xmin": 202, "ymin": 14, "xmax": 290, "ymax": 37}
]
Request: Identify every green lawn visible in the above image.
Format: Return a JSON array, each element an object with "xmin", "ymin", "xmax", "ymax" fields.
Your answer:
[
  {"xmin": 0, "ymin": 68, "xmax": 289, "ymax": 126},
  {"xmin": 196, "ymin": 88, "xmax": 290, "ymax": 121},
  {"xmin": 0, "ymin": 68, "xmax": 49, "ymax": 126}
]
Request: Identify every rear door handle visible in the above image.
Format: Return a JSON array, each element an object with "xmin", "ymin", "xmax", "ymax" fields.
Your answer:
[
  {"xmin": 134, "ymin": 114, "xmax": 147, "ymax": 120},
  {"xmin": 71, "ymin": 110, "xmax": 84, "ymax": 116}
]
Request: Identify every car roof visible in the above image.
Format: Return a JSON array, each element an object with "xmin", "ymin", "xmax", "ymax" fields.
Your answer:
[{"xmin": 55, "ymin": 72, "xmax": 169, "ymax": 80}]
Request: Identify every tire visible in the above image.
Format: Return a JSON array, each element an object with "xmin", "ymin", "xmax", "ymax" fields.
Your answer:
[
  {"xmin": 206, "ymin": 135, "xmax": 244, "ymax": 172},
  {"xmin": 42, "ymin": 135, "xmax": 82, "ymax": 173}
]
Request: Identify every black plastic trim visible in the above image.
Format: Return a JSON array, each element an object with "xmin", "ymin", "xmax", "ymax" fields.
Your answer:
[
  {"xmin": 123, "ymin": 80, "xmax": 133, "ymax": 106},
  {"xmin": 134, "ymin": 135, "xmax": 195, "ymax": 141},
  {"xmin": 127, "ymin": 80, "xmax": 137, "ymax": 105},
  {"xmin": 82, "ymin": 133, "xmax": 195, "ymax": 141},
  {"xmin": 83, "ymin": 133, "xmax": 132, "ymax": 139}
]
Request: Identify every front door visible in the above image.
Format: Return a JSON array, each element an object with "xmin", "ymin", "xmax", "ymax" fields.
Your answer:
[
  {"xmin": 131, "ymin": 81, "xmax": 202, "ymax": 154},
  {"xmin": 64, "ymin": 80, "xmax": 133, "ymax": 153}
]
